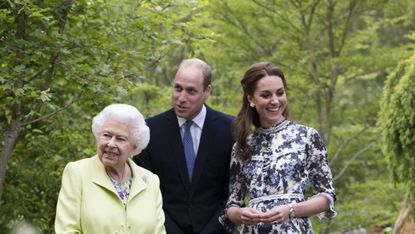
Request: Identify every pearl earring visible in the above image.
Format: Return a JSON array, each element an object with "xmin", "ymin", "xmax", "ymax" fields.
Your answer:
[{"xmin": 250, "ymin": 102, "xmax": 255, "ymax": 108}]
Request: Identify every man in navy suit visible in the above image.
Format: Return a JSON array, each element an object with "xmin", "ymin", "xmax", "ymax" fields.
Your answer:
[{"xmin": 134, "ymin": 58, "xmax": 234, "ymax": 234}]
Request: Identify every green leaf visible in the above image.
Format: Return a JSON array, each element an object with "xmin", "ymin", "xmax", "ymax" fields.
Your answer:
[{"xmin": 40, "ymin": 88, "xmax": 51, "ymax": 102}]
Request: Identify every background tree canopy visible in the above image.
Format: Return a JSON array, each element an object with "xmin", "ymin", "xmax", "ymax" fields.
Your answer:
[{"xmin": 0, "ymin": 0, "xmax": 414, "ymax": 233}]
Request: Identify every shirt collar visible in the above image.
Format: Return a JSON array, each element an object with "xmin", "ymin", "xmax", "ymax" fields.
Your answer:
[{"xmin": 177, "ymin": 104, "xmax": 206, "ymax": 129}]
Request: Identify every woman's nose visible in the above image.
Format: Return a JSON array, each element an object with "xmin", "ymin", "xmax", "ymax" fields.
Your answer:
[
  {"xmin": 270, "ymin": 95, "xmax": 279, "ymax": 104},
  {"xmin": 107, "ymin": 137, "xmax": 117, "ymax": 147}
]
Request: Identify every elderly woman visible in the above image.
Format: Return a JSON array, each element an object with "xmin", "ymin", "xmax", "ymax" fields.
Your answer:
[{"xmin": 55, "ymin": 104, "xmax": 166, "ymax": 234}]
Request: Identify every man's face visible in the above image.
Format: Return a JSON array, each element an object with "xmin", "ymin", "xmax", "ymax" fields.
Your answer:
[{"xmin": 172, "ymin": 66, "xmax": 211, "ymax": 120}]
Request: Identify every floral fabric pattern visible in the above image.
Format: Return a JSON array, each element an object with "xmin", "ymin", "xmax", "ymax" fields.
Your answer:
[
  {"xmin": 220, "ymin": 120, "xmax": 336, "ymax": 233},
  {"xmin": 109, "ymin": 176, "xmax": 131, "ymax": 210}
]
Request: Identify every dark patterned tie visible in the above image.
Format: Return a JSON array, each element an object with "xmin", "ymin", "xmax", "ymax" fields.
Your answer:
[{"xmin": 183, "ymin": 120, "xmax": 196, "ymax": 181}]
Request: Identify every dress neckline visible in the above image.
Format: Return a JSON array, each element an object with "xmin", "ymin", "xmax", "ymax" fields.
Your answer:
[{"xmin": 257, "ymin": 119, "xmax": 290, "ymax": 134}]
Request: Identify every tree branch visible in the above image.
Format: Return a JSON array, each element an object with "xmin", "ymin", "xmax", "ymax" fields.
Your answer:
[
  {"xmin": 20, "ymin": 91, "xmax": 83, "ymax": 126},
  {"xmin": 326, "ymin": 0, "xmax": 337, "ymax": 57},
  {"xmin": 305, "ymin": 0, "xmax": 321, "ymax": 34},
  {"xmin": 221, "ymin": 2, "xmax": 270, "ymax": 55},
  {"xmin": 333, "ymin": 140, "xmax": 378, "ymax": 181},
  {"xmin": 0, "ymin": 5, "xmax": 26, "ymax": 201},
  {"xmin": 329, "ymin": 126, "xmax": 367, "ymax": 166},
  {"xmin": 337, "ymin": 0, "xmax": 358, "ymax": 55},
  {"xmin": 253, "ymin": 0, "xmax": 302, "ymax": 34},
  {"xmin": 30, "ymin": 0, "xmax": 73, "ymax": 117}
]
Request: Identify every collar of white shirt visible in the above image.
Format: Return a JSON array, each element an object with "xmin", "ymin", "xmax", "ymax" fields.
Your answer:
[{"xmin": 177, "ymin": 104, "xmax": 206, "ymax": 129}]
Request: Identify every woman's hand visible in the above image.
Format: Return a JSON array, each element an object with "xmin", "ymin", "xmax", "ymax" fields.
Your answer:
[
  {"xmin": 227, "ymin": 206, "xmax": 263, "ymax": 225},
  {"xmin": 260, "ymin": 204, "xmax": 290, "ymax": 224},
  {"xmin": 240, "ymin": 207, "xmax": 263, "ymax": 225}
]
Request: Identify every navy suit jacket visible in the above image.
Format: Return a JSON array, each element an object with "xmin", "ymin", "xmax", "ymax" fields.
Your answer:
[{"xmin": 134, "ymin": 106, "xmax": 234, "ymax": 234}]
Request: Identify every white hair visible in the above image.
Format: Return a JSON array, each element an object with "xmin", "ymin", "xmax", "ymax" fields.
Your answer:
[{"xmin": 91, "ymin": 104, "xmax": 149, "ymax": 155}]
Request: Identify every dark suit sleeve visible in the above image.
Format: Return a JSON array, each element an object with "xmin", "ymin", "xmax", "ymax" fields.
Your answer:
[
  {"xmin": 200, "ymin": 205, "xmax": 228, "ymax": 234},
  {"xmin": 200, "ymin": 163, "xmax": 230, "ymax": 234},
  {"xmin": 164, "ymin": 211, "xmax": 185, "ymax": 234}
]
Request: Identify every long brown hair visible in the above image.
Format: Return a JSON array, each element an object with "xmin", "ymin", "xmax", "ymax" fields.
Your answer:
[{"xmin": 234, "ymin": 62, "xmax": 290, "ymax": 162}]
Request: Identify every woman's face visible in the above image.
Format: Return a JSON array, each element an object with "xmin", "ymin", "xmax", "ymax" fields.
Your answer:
[
  {"xmin": 97, "ymin": 120, "xmax": 137, "ymax": 169},
  {"xmin": 248, "ymin": 75, "xmax": 287, "ymax": 128}
]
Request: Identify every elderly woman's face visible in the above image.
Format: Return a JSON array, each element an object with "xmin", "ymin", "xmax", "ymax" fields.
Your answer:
[{"xmin": 97, "ymin": 120, "xmax": 136, "ymax": 169}]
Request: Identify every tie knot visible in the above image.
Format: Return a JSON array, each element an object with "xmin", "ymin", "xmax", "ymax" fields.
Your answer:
[{"xmin": 185, "ymin": 120, "xmax": 193, "ymax": 131}]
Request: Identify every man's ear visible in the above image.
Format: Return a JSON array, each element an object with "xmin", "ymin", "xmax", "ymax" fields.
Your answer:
[{"xmin": 204, "ymin": 84, "xmax": 212, "ymax": 100}]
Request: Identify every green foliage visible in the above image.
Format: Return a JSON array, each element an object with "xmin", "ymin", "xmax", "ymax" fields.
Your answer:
[
  {"xmin": 313, "ymin": 180, "xmax": 405, "ymax": 233},
  {"xmin": 0, "ymin": 0, "xmax": 211, "ymax": 233},
  {"xmin": 0, "ymin": 0, "xmax": 414, "ymax": 233},
  {"xmin": 126, "ymin": 83, "xmax": 172, "ymax": 118},
  {"xmin": 379, "ymin": 53, "xmax": 415, "ymax": 194}
]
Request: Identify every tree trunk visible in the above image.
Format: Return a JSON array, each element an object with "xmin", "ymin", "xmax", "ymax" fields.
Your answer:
[
  {"xmin": 0, "ymin": 5, "xmax": 26, "ymax": 201},
  {"xmin": 0, "ymin": 1, "xmax": 74, "ymax": 201},
  {"xmin": 0, "ymin": 121, "xmax": 22, "ymax": 201},
  {"xmin": 394, "ymin": 196, "xmax": 415, "ymax": 234}
]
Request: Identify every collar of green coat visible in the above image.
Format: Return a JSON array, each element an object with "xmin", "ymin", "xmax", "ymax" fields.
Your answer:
[{"xmin": 90, "ymin": 155, "xmax": 148, "ymax": 200}]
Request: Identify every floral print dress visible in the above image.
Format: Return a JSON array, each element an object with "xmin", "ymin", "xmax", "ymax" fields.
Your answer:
[
  {"xmin": 220, "ymin": 120, "xmax": 337, "ymax": 234},
  {"xmin": 108, "ymin": 176, "xmax": 131, "ymax": 210}
]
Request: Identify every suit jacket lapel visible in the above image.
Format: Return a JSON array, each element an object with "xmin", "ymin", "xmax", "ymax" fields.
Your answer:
[{"xmin": 165, "ymin": 109, "xmax": 191, "ymax": 192}]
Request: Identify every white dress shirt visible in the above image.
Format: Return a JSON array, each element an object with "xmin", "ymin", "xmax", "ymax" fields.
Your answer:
[{"xmin": 177, "ymin": 105, "xmax": 206, "ymax": 155}]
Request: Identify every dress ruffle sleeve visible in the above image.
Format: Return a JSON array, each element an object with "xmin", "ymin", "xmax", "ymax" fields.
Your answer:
[
  {"xmin": 306, "ymin": 128, "xmax": 337, "ymax": 219},
  {"xmin": 219, "ymin": 144, "xmax": 246, "ymax": 233}
]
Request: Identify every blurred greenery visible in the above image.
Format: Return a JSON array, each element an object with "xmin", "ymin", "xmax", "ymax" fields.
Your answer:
[{"xmin": 0, "ymin": 0, "xmax": 414, "ymax": 233}]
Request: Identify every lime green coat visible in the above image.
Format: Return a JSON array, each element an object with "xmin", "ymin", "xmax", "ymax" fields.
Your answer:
[{"xmin": 55, "ymin": 155, "xmax": 166, "ymax": 234}]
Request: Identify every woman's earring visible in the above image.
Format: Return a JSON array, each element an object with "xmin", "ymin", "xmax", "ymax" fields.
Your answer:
[{"xmin": 250, "ymin": 102, "xmax": 255, "ymax": 108}]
